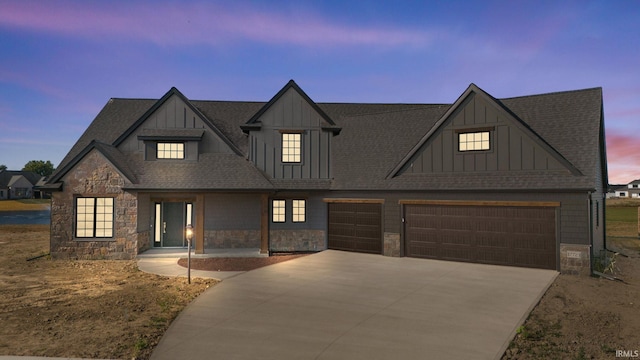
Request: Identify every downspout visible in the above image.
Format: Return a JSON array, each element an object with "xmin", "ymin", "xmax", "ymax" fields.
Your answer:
[
  {"xmin": 588, "ymin": 192, "xmax": 594, "ymax": 275},
  {"xmin": 602, "ymin": 192, "xmax": 608, "ymax": 252}
]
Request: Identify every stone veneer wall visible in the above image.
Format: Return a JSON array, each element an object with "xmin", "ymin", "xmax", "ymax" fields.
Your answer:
[
  {"xmin": 559, "ymin": 244, "xmax": 591, "ymax": 276},
  {"xmin": 50, "ymin": 150, "xmax": 139, "ymax": 260},
  {"xmin": 138, "ymin": 230, "xmax": 151, "ymax": 253},
  {"xmin": 204, "ymin": 230, "xmax": 261, "ymax": 249},
  {"xmin": 269, "ymin": 229, "xmax": 325, "ymax": 252},
  {"xmin": 383, "ymin": 232, "xmax": 400, "ymax": 257}
]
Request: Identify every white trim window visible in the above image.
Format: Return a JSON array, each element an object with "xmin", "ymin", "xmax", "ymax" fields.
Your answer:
[
  {"xmin": 76, "ymin": 197, "xmax": 114, "ymax": 238},
  {"xmin": 272, "ymin": 200, "xmax": 286, "ymax": 222},
  {"xmin": 292, "ymin": 199, "xmax": 306, "ymax": 222},
  {"xmin": 459, "ymin": 131, "xmax": 490, "ymax": 151},
  {"xmin": 157, "ymin": 142, "xmax": 185, "ymax": 159},
  {"xmin": 282, "ymin": 133, "xmax": 301, "ymax": 163}
]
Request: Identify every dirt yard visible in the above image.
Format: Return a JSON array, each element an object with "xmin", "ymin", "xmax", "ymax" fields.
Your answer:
[{"xmin": 0, "ymin": 225, "xmax": 215, "ymax": 359}]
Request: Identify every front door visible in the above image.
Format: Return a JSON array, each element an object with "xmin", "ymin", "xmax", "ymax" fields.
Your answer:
[
  {"xmin": 163, "ymin": 202, "xmax": 185, "ymax": 247},
  {"xmin": 154, "ymin": 202, "xmax": 193, "ymax": 247}
]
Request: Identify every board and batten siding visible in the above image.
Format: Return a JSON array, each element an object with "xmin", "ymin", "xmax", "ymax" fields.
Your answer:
[
  {"xmin": 118, "ymin": 95, "xmax": 235, "ymax": 155},
  {"xmin": 248, "ymin": 88, "xmax": 332, "ymax": 179},
  {"xmin": 402, "ymin": 93, "xmax": 567, "ymax": 174}
]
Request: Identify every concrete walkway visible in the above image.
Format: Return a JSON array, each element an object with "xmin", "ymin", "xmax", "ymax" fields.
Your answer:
[
  {"xmin": 150, "ymin": 250, "xmax": 557, "ymax": 360},
  {"xmin": 137, "ymin": 248, "xmax": 266, "ymax": 280}
]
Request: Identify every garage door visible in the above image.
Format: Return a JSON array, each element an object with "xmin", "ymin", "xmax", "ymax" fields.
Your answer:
[
  {"xmin": 404, "ymin": 203, "xmax": 557, "ymax": 269},
  {"xmin": 328, "ymin": 202, "xmax": 382, "ymax": 254}
]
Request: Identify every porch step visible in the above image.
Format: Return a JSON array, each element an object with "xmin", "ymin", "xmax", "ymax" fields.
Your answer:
[{"xmin": 137, "ymin": 248, "xmax": 267, "ymax": 259}]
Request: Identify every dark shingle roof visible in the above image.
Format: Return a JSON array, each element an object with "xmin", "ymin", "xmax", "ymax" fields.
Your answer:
[
  {"xmin": 0, "ymin": 170, "xmax": 43, "ymax": 187},
  {"xmin": 124, "ymin": 153, "xmax": 273, "ymax": 190},
  {"xmin": 49, "ymin": 85, "xmax": 604, "ymax": 192}
]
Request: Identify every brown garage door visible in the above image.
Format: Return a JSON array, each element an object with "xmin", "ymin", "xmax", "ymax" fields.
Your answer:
[
  {"xmin": 404, "ymin": 204, "xmax": 557, "ymax": 269},
  {"xmin": 328, "ymin": 202, "xmax": 382, "ymax": 254}
]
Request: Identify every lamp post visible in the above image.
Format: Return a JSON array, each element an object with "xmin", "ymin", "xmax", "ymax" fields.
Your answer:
[{"xmin": 185, "ymin": 224, "xmax": 193, "ymax": 284}]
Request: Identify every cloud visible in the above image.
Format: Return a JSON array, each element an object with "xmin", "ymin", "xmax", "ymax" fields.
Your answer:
[
  {"xmin": 0, "ymin": 70, "xmax": 74, "ymax": 100},
  {"xmin": 606, "ymin": 131, "xmax": 640, "ymax": 183},
  {"xmin": 0, "ymin": 1, "xmax": 432, "ymax": 48}
]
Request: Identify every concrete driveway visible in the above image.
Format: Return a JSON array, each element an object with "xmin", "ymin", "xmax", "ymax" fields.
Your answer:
[{"xmin": 151, "ymin": 250, "xmax": 557, "ymax": 360}]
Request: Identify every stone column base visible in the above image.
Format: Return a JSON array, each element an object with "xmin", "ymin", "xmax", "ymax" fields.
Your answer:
[
  {"xmin": 560, "ymin": 244, "xmax": 591, "ymax": 276},
  {"xmin": 383, "ymin": 232, "xmax": 400, "ymax": 257}
]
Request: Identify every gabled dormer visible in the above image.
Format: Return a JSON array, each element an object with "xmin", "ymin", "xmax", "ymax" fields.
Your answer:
[
  {"xmin": 241, "ymin": 80, "xmax": 341, "ymax": 179},
  {"xmin": 113, "ymin": 87, "xmax": 241, "ymax": 161},
  {"xmin": 388, "ymin": 84, "xmax": 582, "ymax": 177}
]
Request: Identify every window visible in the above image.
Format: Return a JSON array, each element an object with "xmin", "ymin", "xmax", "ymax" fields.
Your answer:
[
  {"xmin": 292, "ymin": 199, "xmax": 306, "ymax": 222},
  {"xmin": 76, "ymin": 197, "xmax": 114, "ymax": 238},
  {"xmin": 282, "ymin": 133, "xmax": 301, "ymax": 163},
  {"xmin": 272, "ymin": 200, "xmax": 285, "ymax": 222},
  {"xmin": 157, "ymin": 143, "xmax": 184, "ymax": 159},
  {"xmin": 459, "ymin": 131, "xmax": 490, "ymax": 151}
]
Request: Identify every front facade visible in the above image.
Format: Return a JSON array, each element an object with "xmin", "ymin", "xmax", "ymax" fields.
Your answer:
[
  {"xmin": 45, "ymin": 81, "xmax": 607, "ymax": 274},
  {"xmin": 0, "ymin": 171, "xmax": 44, "ymax": 200}
]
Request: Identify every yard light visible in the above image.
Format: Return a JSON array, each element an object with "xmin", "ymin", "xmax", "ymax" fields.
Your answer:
[{"xmin": 186, "ymin": 224, "xmax": 193, "ymax": 284}]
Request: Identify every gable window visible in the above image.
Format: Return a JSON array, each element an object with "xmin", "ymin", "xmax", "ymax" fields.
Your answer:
[
  {"xmin": 157, "ymin": 142, "xmax": 184, "ymax": 159},
  {"xmin": 282, "ymin": 133, "xmax": 301, "ymax": 163},
  {"xmin": 76, "ymin": 197, "xmax": 114, "ymax": 238},
  {"xmin": 272, "ymin": 200, "xmax": 285, "ymax": 222},
  {"xmin": 459, "ymin": 131, "xmax": 490, "ymax": 151},
  {"xmin": 292, "ymin": 199, "xmax": 306, "ymax": 222}
]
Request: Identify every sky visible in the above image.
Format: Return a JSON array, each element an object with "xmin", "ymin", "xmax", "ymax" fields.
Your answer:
[{"xmin": 0, "ymin": 0, "xmax": 638, "ymax": 184}]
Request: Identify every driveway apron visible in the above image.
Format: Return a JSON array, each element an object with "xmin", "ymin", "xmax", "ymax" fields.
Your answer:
[{"xmin": 151, "ymin": 250, "xmax": 557, "ymax": 360}]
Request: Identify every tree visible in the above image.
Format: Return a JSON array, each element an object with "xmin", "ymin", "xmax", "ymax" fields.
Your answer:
[
  {"xmin": 22, "ymin": 160, "xmax": 55, "ymax": 177},
  {"xmin": 0, "ymin": 164, "xmax": 6, "ymax": 171}
]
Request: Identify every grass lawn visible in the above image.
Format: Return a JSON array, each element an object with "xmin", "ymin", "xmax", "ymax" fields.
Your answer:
[
  {"xmin": 606, "ymin": 198, "xmax": 640, "ymax": 239},
  {"xmin": 0, "ymin": 199, "xmax": 50, "ymax": 211},
  {"xmin": 606, "ymin": 198, "xmax": 640, "ymax": 255}
]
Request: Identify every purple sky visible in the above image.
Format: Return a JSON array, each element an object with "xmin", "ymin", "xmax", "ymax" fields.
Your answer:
[{"xmin": 1, "ymin": 0, "xmax": 638, "ymax": 183}]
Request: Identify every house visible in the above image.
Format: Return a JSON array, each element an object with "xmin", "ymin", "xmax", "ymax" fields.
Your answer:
[
  {"xmin": 607, "ymin": 180, "xmax": 640, "ymax": 198},
  {"xmin": 607, "ymin": 184, "xmax": 627, "ymax": 198},
  {"xmin": 43, "ymin": 81, "xmax": 607, "ymax": 275},
  {"xmin": 0, "ymin": 170, "xmax": 44, "ymax": 200},
  {"xmin": 623, "ymin": 179, "xmax": 640, "ymax": 198}
]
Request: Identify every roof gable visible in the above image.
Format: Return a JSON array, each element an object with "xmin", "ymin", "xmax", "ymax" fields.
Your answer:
[
  {"xmin": 388, "ymin": 84, "xmax": 582, "ymax": 178},
  {"xmin": 241, "ymin": 80, "xmax": 340, "ymax": 134},
  {"xmin": 113, "ymin": 87, "xmax": 242, "ymax": 155},
  {"xmin": 8, "ymin": 175, "xmax": 32, "ymax": 188},
  {"xmin": 49, "ymin": 140, "xmax": 137, "ymax": 184}
]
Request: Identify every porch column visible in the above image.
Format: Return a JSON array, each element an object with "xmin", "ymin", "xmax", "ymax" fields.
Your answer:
[
  {"xmin": 260, "ymin": 193, "xmax": 269, "ymax": 254},
  {"xmin": 196, "ymin": 194, "xmax": 204, "ymax": 254}
]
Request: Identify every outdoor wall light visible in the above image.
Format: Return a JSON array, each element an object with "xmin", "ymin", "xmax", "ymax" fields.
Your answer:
[{"xmin": 186, "ymin": 224, "xmax": 193, "ymax": 284}]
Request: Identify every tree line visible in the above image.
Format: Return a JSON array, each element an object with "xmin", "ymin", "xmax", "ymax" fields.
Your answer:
[{"xmin": 0, "ymin": 160, "xmax": 56, "ymax": 177}]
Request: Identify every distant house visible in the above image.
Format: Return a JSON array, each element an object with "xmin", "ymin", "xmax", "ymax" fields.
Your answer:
[
  {"xmin": 626, "ymin": 180, "xmax": 640, "ymax": 198},
  {"xmin": 43, "ymin": 81, "xmax": 607, "ymax": 275},
  {"xmin": 607, "ymin": 184, "xmax": 627, "ymax": 198},
  {"xmin": 607, "ymin": 180, "xmax": 640, "ymax": 198},
  {"xmin": 0, "ymin": 171, "xmax": 44, "ymax": 200}
]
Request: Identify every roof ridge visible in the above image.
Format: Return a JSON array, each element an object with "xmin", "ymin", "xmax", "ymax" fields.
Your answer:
[
  {"xmin": 499, "ymin": 86, "xmax": 602, "ymax": 101},
  {"xmin": 337, "ymin": 104, "xmax": 450, "ymax": 118}
]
